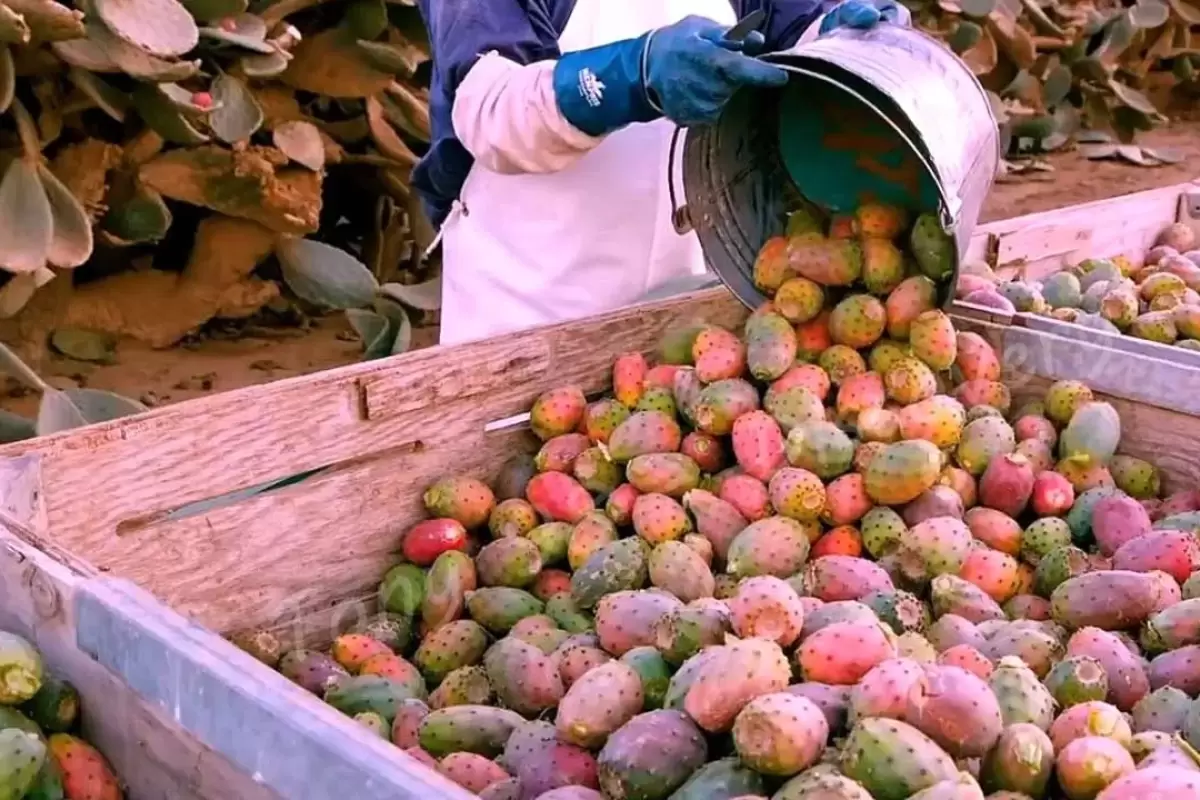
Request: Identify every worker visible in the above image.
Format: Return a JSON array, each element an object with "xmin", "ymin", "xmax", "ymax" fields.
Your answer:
[{"xmin": 415, "ymin": 0, "xmax": 912, "ymax": 346}]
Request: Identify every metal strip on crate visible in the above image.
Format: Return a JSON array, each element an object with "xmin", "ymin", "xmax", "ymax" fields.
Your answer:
[{"xmin": 74, "ymin": 579, "xmax": 474, "ymax": 800}]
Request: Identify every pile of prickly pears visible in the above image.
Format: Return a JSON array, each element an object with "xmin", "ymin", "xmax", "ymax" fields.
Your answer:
[
  {"xmin": 958, "ymin": 220, "xmax": 1200, "ymax": 348},
  {"xmin": 0, "ymin": 630, "xmax": 124, "ymax": 799},
  {"xmin": 252, "ymin": 202, "xmax": 1200, "ymax": 800}
]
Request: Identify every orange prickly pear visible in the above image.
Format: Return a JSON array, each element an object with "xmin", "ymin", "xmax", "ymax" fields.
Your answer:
[
  {"xmin": 789, "ymin": 238, "xmax": 863, "ymax": 286},
  {"xmin": 830, "ymin": 294, "xmax": 887, "ymax": 349},
  {"xmin": 753, "ymin": 236, "xmax": 793, "ymax": 292},
  {"xmin": 795, "ymin": 310, "xmax": 834, "ymax": 362},
  {"xmin": 886, "ymin": 276, "xmax": 937, "ymax": 340},
  {"xmin": 856, "ymin": 202, "xmax": 908, "ymax": 239},
  {"xmin": 529, "ymin": 386, "xmax": 587, "ymax": 441},
  {"xmin": 773, "ymin": 277, "xmax": 825, "ymax": 324},
  {"xmin": 692, "ymin": 326, "xmax": 746, "ymax": 383},
  {"xmin": 909, "ymin": 310, "xmax": 957, "ymax": 371},
  {"xmin": 862, "ymin": 238, "xmax": 906, "ymax": 295},
  {"xmin": 49, "ymin": 734, "xmax": 123, "ymax": 800},
  {"xmin": 612, "ymin": 352, "xmax": 648, "ymax": 408},
  {"xmin": 424, "ymin": 476, "xmax": 495, "ymax": 529}
]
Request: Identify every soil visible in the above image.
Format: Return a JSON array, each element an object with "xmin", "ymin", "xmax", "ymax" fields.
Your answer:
[{"xmin": 6, "ymin": 120, "xmax": 1200, "ymax": 420}]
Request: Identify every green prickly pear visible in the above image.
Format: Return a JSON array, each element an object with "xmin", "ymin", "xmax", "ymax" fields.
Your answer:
[
  {"xmin": 840, "ymin": 718, "xmax": 958, "ymax": 800},
  {"xmin": 1059, "ymin": 401, "xmax": 1121, "ymax": 467},
  {"xmin": 909, "ymin": 213, "xmax": 955, "ymax": 281},
  {"xmin": 0, "ymin": 728, "xmax": 45, "ymax": 800},
  {"xmin": 418, "ymin": 705, "xmax": 525, "ymax": 757},
  {"xmin": 745, "ymin": 312, "xmax": 798, "ymax": 381},
  {"xmin": 864, "ymin": 439, "xmax": 943, "ymax": 505},
  {"xmin": 0, "ymin": 633, "xmax": 42, "ymax": 705}
]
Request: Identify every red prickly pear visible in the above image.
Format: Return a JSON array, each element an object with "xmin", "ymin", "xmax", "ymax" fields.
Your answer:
[
  {"xmin": 1014, "ymin": 414, "xmax": 1057, "ymax": 447},
  {"xmin": 803, "ymin": 555, "xmax": 894, "ymax": 602},
  {"xmin": 906, "ymin": 664, "xmax": 1004, "ymax": 757},
  {"xmin": 886, "ymin": 275, "xmax": 937, "ymax": 339},
  {"xmin": 745, "ymin": 312, "xmax": 799, "ymax": 381},
  {"xmin": 1113, "ymin": 530, "xmax": 1200, "ymax": 582},
  {"xmin": 768, "ymin": 467, "xmax": 826, "ymax": 523},
  {"xmin": 812, "ymin": 525, "xmax": 864, "ymax": 558},
  {"xmin": 692, "ymin": 326, "xmax": 747, "ymax": 383},
  {"xmin": 1092, "ymin": 495, "xmax": 1153, "ymax": 556},
  {"xmin": 595, "ymin": 590, "xmax": 683, "ymax": 657},
  {"xmin": 526, "ymin": 472, "xmax": 595, "ymax": 524},
  {"xmin": 612, "ymin": 352, "xmax": 648, "ymax": 408},
  {"xmin": 717, "ymin": 474, "xmax": 771, "ymax": 522},
  {"xmin": 964, "ymin": 507, "xmax": 1021, "ymax": 556},
  {"xmin": 726, "ymin": 516, "xmax": 813, "ymax": 578},
  {"xmin": 1055, "ymin": 736, "xmax": 1134, "ymax": 799},
  {"xmin": 583, "ymin": 398, "xmax": 631, "ymax": 444},
  {"xmin": 953, "ymin": 380, "xmax": 1012, "ymax": 415},
  {"xmin": 1051, "ymin": 571, "xmax": 1160, "ymax": 631},
  {"xmin": 836, "ymin": 371, "xmax": 887, "ymax": 423},
  {"xmin": 937, "ymin": 644, "xmax": 993, "ymax": 679},
  {"xmin": 955, "ymin": 332, "xmax": 1001, "ymax": 381},
  {"xmin": 684, "ymin": 637, "xmax": 792, "ymax": 732},
  {"xmin": 772, "ymin": 363, "xmax": 831, "ymax": 401},
  {"xmin": 684, "ymin": 489, "xmax": 750, "ymax": 560},
  {"xmin": 829, "ymin": 294, "xmax": 887, "ymax": 349},
  {"xmin": 48, "ymin": 734, "xmax": 122, "ymax": 800},
  {"xmin": 424, "ymin": 476, "xmax": 496, "ymax": 529},
  {"xmin": 799, "ymin": 620, "xmax": 897, "ymax": 685},
  {"xmin": 402, "ymin": 519, "xmax": 468, "ymax": 566},
  {"xmin": 1005, "ymin": 594, "xmax": 1051, "ymax": 621},
  {"xmin": 850, "ymin": 657, "xmax": 925, "ymax": 724},
  {"xmin": 978, "ymin": 453, "xmax": 1035, "ymax": 517},
  {"xmin": 604, "ymin": 483, "xmax": 639, "ymax": 526},
  {"xmin": 824, "ymin": 473, "xmax": 874, "ymax": 526},
  {"xmin": 796, "ymin": 312, "xmax": 833, "ymax": 362},
  {"xmin": 732, "ymin": 411, "xmax": 786, "ymax": 482},
  {"xmin": 632, "ymin": 493, "xmax": 693, "ymax": 545},
  {"xmin": 439, "ymin": 752, "xmax": 510, "ymax": 793},
  {"xmin": 1030, "ymin": 470, "xmax": 1075, "ymax": 517},
  {"xmin": 535, "ymin": 433, "xmax": 592, "ymax": 473},
  {"xmin": 391, "ymin": 699, "xmax": 429, "ymax": 747},
  {"xmin": 532, "ymin": 569, "xmax": 572, "ymax": 601},
  {"xmin": 958, "ymin": 548, "xmax": 1020, "ymax": 603},
  {"xmin": 682, "ymin": 533, "xmax": 714, "ymax": 566},
  {"xmin": 645, "ymin": 364, "xmax": 680, "ymax": 390},
  {"xmin": 731, "ymin": 693, "xmax": 829, "ymax": 776},
  {"xmin": 680, "ymin": 431, "xmax": 725, "ymax": 473},
  {"xmin": 857, "ymin": 202, "xmax": 908, "ymax": 238},
  {"xmin": 693, "ymin": 379, "xmax": 760, "ymax": 436},
  {"xmin": 727, "ymin": 575, "xmax": 806, "ymax": 647},
  {"xmin": 530, "ymin": 386, "xmax": 587, "ymax": 441},
  {"xmin": 608, "ymin": 411, "xmax": 682, "ymax": 462}
]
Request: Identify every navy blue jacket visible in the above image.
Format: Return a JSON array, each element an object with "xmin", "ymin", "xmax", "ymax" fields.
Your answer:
[{"xmin": 413, "ymin": 0, "xmax": 825, "ymax": 227}]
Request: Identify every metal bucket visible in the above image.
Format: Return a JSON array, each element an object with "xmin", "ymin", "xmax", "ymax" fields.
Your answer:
[{"xmin": 673, "ymin": 24, "xmax": 1000, "ymax": 310}]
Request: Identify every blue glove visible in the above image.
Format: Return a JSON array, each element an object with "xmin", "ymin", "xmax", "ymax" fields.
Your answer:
[
  {"xmin": 553, "ymin": 15, "xmax": 788, "ymax": 137},
  {"xmin": 819, "ymin": 0, "xmax": 912, "ymax": 34}
]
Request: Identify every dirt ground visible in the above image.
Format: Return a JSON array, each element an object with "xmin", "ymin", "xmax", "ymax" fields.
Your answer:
[{"xmin": 6, "ymin": 120, "xmax": 1200, "ymax": 418}]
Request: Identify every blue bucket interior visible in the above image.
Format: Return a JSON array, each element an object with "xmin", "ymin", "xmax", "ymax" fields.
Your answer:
[{"xmin": 775, "ymin": 65, "xmax": 942, "ymax": 219}]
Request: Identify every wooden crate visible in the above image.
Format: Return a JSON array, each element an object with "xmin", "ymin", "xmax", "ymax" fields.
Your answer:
[
  {"xmin": 952, "ymin": 179, "xmax": 1200, "ymax": 415},
  {"xmin": 2, "ymin": 184, "xmax": 1200, "ymax": 797}
]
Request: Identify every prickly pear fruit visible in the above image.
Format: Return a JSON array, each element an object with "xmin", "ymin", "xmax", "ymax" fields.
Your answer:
[
  {"xmin": 1051, "ymin": 570, "xmax": 1160, "ymax": 630},
  {"xmin": 955, "ymin": 416, "xmax": 1016, "ymax": 477},
  {"xmin": 583, "ymin": 399, "xmax": 631, "ymax": 444},
  {"xmin": 754, "ymin": 236, "xmax": 793, "ymax": 292},
  {"xmin": 423, "ymin": 476, "xmax": 496, "ymax": 530},
  {"xmin": 402, "ymin": 518, "xmax": 469, "ymax": 567},
  {"xmin": 786, "ymin": 421, "xmax": 855, "ymax": 480},
  {"xmin": 980, "ymin": 723, "xmax": 1054, "ymax": 797},
  {"xmin": 930, "ymin": 575, "xmax": 1005, "ymax": 623},
  {"xmin": 684, "ymin": 637, "xmax": 791, "ymax": 732},
  {"xmin": 865, "ymin": 439, "xmax": 943, "ymax": 505},
  {"xmin": 824, "ymin": 473, "xmax": 873, "ymax": 527},
  {"xmin": 604, "ymin": 483, "xmax": 639, "ymax": 526},
  {"xmin": 1109, "ymin": 455, "xmax": 1161, "ymax": 499},
  {"xmin": 774, "ymin": 277, "xmax": 826, "ymax": 323},
  {"xmin": 898, "ymin": 516, "xmax": 974, "ymax": 582},
  {"xmin": 608, "ymin": 411, "xmax": 683, "ymax": 462},
  {"xmin": 438, "ymin": 752, "xmax": 510, "ymax": 794},
  {"xmin": 840, "ymin": 718, "xmax": 958, "ymax": 800},
  {"xmin": 769, "ymin": 467, "xmax": 826, "ymax": 523},
  {"xmin": 556, "ymin": 660, "xmax": 644, "ymax": 748},
  {"xmin": 732, "ymin": 410, "xmax": 786, "ymax": 482},
  {"xmin": 910, "ymin": 213, "xmax": 955, "ymax": 281},
  {"xmin": 799, "ymin": 620, "xmax": 897, "ymax": 685},
  {"xmin": 596, "ymin": 709, "xmax": 708, "ymax": 799},
  {"xmin": 1113, "ymin": 529, "xmax": 1200, "ymax": 582},
  {"xmin": 804, "ymin": 555, "xmax": 894, "ymax": 602},
  {"xmin": 649, "ymin": 541, "xmax": 714, "ymax": 603},
  {"xmin": 530, "ymin": 386, "xmax": 587, "ymax": 441},
  {"xmin": 683, "ymin": 488, "xmax": 750, "ymax": 559},
  {"xmin": 848, "ymin": 657, "xmax": 924, "ymax": 724},
  {"xmin": 1055, "ymin": 736, "xmax": 1135, "ymax": 799},
  {"xmin": 570, "ymin": 537, "xmax": 649, "ymax": 610},
  {"xmin": 1066, "ymin": 627, "xmax": 1150, "ymax": 711},
  {"xmin": 693, "ymin": 379, "xmax": 760, "ymax": 436},
  {"xmin": 1045, "ymin": 380, "xmax": 1095, "ymax": 426},
  {"xmin": 693, "ymin": 326, "xmax": 747, "ymax": 383},
  {"xmin": 48, "ymin": 734, "xmax": 118, "ymax": 800},
  {"xmin": 898, "ymin": 395, "xmax": 966, "ymax": 449},
  {"xmin": 652, "ymin": 605, "xmax": 729, "ymax": 665},
  {"xmin": 418, "ymin": 705, "xmax": 525, "ymax": 758},
  {"xmin": 830, "ymin": 294, "xmax": 887, "ymax": 349},
  {"xmin": 483, "ymin": 636, "xmax": 563, "ymax": 716},
  {"xmin": 989, "ymin": 656, "xmax": 1056, "ymax": 730},
  {"xmin": 732, "ymin": 693, "xmax": 829, "ymax": 776},
  {"xmin": 906, "ymin": 664, "xmax": 1004, "ymax": 757},
  {"xmin": 475, "ymin": 537, "xmax": 542, "ymax": 588},
  {"xmin": 887, "ymin": 276, "xmax": 938, "ymax": 340},
  {"xmin": 535, "ymin": 433, "xmax": 591, "ymax": 474},
  {"xmin": 726, "ymin": 516, "xmax": 812, "ymax": 578},
  {"xmin": 526, "ymin": 472, "xmax": 595, "ymax": 524},
  {"xmin": 745, "ymin": 312, "xmax": 798, "ymax": 381},
  {"xmin": 1060, "ymin": 401, "xmax": 1121, "ymax": 467},
  {"xmin": 428, "ymin": 666, "xmax": 492, "ymax": 709},
  {"xmin": 978, "ymin": 454, "xmax": 1034, "ymax": 517},
  {"xmin": 789, "ymin": 237, "xmax": 863, "ymax": 286},
  {"xmin": 594, "ymin": 590, "xmax": 682, "ymax": 657},
  {"xmin": 727, "ymin": 576, "xmax": 805, "ymax": 647},
  {"xmin": 910, "ymin": 310, "xmax": 957, "ymax": 370}
]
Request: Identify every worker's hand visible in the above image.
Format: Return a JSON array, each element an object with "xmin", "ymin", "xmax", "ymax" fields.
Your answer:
[
  {"xmin": 819, "ymin": 0, "xmax": 912, "ymax": 34},
  {"xmin": 643, "ymin": 16, "xmax": 789, "ymax": 128}
]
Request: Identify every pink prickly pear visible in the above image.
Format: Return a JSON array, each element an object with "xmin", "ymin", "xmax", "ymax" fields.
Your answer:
[
  {"xmin": 530, "ymin": 386, "xmax": 587, "ymax": 441},
  {"xmin": 798, "ymin": 620, "xmax": 897, "ymax": 685},
  {"xmin": 439, "ymin": 752, "xmax": 510, "ymax": 793},
  {"xmin": 607, "ymin": 411, "xmax": 682, "ymax": 462},
  {"xmin": 692, "ymin": 326, "xmax": 747, "ymax": 383},
  {"xmin": 1054, "ymin": 736, "xmax": 1135, "ymax": 799},
  {"xmin": 1066, "ymin": 627, "xmax": 1150, "ymax": 711},
  {"xmin": 595, "ymin": 590, "xmax": 683, "ymax": 656},
  {"xmin": 906, "ymin": 665, "xmax": 1005, "ymax": 757},
  {"xmin": 727, "ymin": 575, "xmax": 806, "ymax": 647},
  {"xmin": 772, "ymin": 363, "xmax": 831, "ymax": 401},
  {"xmin": 954, "ymin": 380, "xmax": 1012, "ymax": 414},
  {"xmin": 1113, "ymin": 530, "xmax": 1200, "ymax": 583},
  {"xmin": 612, "ymin": 352, "xmax": 648, "ymax": 408},
  {"xmin": 683, "ymin": 488, "xmax": 750, "ymax": 560},
  {"xmin": 535, "ymin": 433, "xmax": 592, "ymax": 474},
  {"xmin": 803, "ymin": 555, "xmax": 894, "ymax": 602},
  {"xmin": 684, "ymin": 638, "xmax": 792, "ymax": 732},
  {"xmin": 886, "ymin": 275, "xmax": 937, "ymax": 339},
  {"xmin": 680, "ymin": 431, "xmax": 725, "ymax": 473},
  {"xmin": 732, "ymin": 693, "xmax": 829, "ymax": 776},
  {"xmin": 1030, "ymin": 470, "xmax": 1074, "ymax": 517},
  {"xmin": 645, "ymin": 363, "xmax": 680, "ymax": 390},
  {"xmin": 898, "ymin": 516, "xmax": 973, "ymax": 582},
  {"xmin": 1014, "ymin": 414, "xmax": 1057, "ymax": 447},
  {"xmin": 836, "ymin": 371, "xmax": 887, "ymax": 423},
  {"xmin": 824, "ymin": 473, "xmax": 874, "ymax": 526},
  {"xmin": 955, "ymin": 332, "xmax": 1002, "ymax": 381},
  {"xmin": 49, "ymin": 734, "xmax": 123, "ymax": 800},
  {"xmin": 604, "ymin": 483, "xmax": 640, "ymax": 526},
  {"xmin": 632, "ymin": 493, "xmax": 693, "ymax": 545},
  {"xmin": 1091, "ymin": 495, "xmax": 1152, "ymax": 556},
  {"xmin": 726, "ymin": 516, "xmax": 814, "ymax": 578},
  {"xmin": 978, "ymin": 453, "xmax": 1034, "ymax": 517},
  {"xmin": 526, "ymin": 472, "xmax": 595, "ymax": 523},
  {"xmin": 732, "ymin": 410, "xmax": 786, "ymax": 482},
  {"xmin": 849, "ymin": 657, "xmax": 925, "ymax": 724},
  {"xmin": 717, "ymin": 473, "xmax": 771, "ymax": 522}
]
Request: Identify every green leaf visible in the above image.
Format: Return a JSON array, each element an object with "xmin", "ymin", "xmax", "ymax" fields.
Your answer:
[
  {"xmin": 209, "ymin": 74, "xmax": 264, "ymax": 144},
  {"xmin": 50, "ymin": 328, "xmax": 117, "ymax": 363},
  {"xmin": 36, "ymin": 387, "xmax": 146, "ymax": 436},
  {"xmin": 0, "ymin": 158, "xmax": 52, "ymax": 274},
  {"xmin": 277, "ymin": 237, "xmax": 379, "ymax": 309},
  {"xmin": 101, "ymin": 186, "xmax": 173, "ymax": 244},
  {"xmin": 1107, "ymin": 79, "xmax": 1159, "ymax": 114},
  {"xmin": 379, "ymin": 277, "xmax": 440, "ymax": 311},
  {"xmin": 344, "ymin": 0, "xmax": 386, "ymax": 40},
  {"xmin": 199, "ymin": 13, "xmax": 275, "ymax": 53},
  {"xmin": 355, "ymin": 39, "xmax": 420, "ymax": 75},
  {"xmin": 0, "ymin": 341, "xmax": 47, "ymax": 390},
  {"xmin": 272, "ymin": 120, "xmax": 325, "ymax": 171},
  {"xmin": 38, "ymin": 163, "xmax": 94, "ymax": 269},
  {"xmin": 373, "ymin": 296, "xmax": 412, "ymax": 355},
  {"xmin": 131, "ymin": 83, "xmax": 209, "ymax": 144},
  {"xmin": 92, "ymin": 0, "xmax": 198, "ymax": 57},
  {"xmin": 345, "ymin": 308, "xmax": 393, "ymax": 359},
  {"xmin": 0, "ymin": 409, "xmax": 34, "ymax": 443},
  {"xmin": 1043, "ymin": 64, "xmax": 1072, "ymax": 107}
]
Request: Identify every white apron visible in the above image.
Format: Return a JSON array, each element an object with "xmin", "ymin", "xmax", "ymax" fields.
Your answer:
[{"xmin": 437, "ymin": 0, "xmax": 736, "ymax": 346}]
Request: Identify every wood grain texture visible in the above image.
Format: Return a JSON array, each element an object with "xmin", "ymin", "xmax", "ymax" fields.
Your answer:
[{"xmin": 961, "ymin": 180, "xmax": 1199, "ymax": 280}]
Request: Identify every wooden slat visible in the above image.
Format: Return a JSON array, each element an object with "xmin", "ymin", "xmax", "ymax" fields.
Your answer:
[{"xmin": 961, "ymin": 180, "xmax": 1199, "ymax": 280}]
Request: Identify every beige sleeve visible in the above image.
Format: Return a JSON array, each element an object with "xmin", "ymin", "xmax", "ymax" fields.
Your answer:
[{"xmin": 451, "ymin": 52, "xmax": 606, "ymax": 175}]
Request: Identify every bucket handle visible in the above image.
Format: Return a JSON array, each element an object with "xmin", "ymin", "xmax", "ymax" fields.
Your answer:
[{"xmin": 667, "ymin": 125, "xmax": 693, "ymax": 235}]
